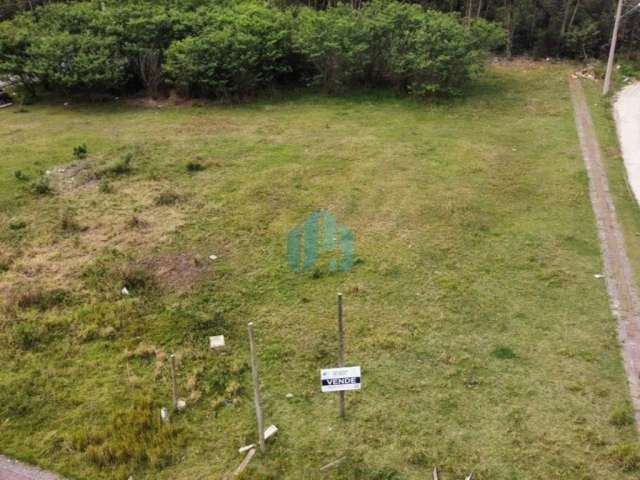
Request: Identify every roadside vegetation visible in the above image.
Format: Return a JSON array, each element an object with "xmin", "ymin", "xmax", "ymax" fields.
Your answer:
[{"xmin": 1, "ymin": 63, "xmax": 640, "ymax": 479}]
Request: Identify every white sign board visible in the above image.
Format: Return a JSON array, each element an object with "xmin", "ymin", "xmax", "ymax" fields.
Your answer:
[{"xmin": 320, "ymin": 366, "xmax": 361, "ymax": 392}]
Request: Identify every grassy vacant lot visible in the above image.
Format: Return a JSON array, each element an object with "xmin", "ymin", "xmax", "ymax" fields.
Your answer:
[{"xmin": 1, "ymin": 63, "xmax": 639, "ymax": 480}]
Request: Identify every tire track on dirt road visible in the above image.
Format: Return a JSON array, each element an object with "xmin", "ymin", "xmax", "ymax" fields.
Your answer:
[{"xmin": 569, "ymin": 76, "xmax": 640, "ymax": 430}]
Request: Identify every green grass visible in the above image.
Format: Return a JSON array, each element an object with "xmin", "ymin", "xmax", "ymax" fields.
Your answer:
[{"xmin": 1, "ymin": 64, "xmax": 639, "ymax": 480}]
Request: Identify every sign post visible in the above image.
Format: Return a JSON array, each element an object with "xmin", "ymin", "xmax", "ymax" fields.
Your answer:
[
  {"xmin": 337, "ymin": 293, "xmax": 345, "ymax": 418},
  {"xmin": 248, "ymin": 322, "xmax": 266, "ymax": 454},
  {"xmin": 170, "ymin": 354, "xmax": 178, "ymax": 410},
  {"xmin": 321, "ymin": 367, "xmax": 361, "ymax": 393}
]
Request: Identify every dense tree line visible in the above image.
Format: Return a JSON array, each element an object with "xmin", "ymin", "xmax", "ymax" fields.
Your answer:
[
  {"xmin": 274, "ymin": 0, "xmax": 639, "ymax": 59},
  {"xmin": 0, "ymin": 0, "xmax": 504, "ymax": 99},
  {"xmin": 3, "ymin": 0, "xmax": 637, "ymax": 59}
]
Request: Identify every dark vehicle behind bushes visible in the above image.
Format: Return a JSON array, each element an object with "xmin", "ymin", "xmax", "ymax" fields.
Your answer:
[{"xmin": 0, "ymin": 0, "xmax": 505, "ymax": 101}]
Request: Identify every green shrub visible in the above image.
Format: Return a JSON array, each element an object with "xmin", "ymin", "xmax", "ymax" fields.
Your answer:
[
  {"xmin": 0, "ymin": 0, "xmax": 500, "ymax": 99},
  {"xmin": 73, "ymin": 143, "xmax": 88, "ymax": 159},
  {"xmin": 469, "ymin": 17, "xmax": 507, "ymax": 52},
  {"xmin": 8, "ymin": 219, "xmax": 27, "ymax": 230},
  {"xmin": 165, "ymin": 3, "xmax": 292, "ymax": 98},
  {"xmin": 14, "ymin": 169, "xmax": 28, "ymax": 181},
  {"xmin": 293, "ymin": 5, "xmax": 370, "ymax": 92},
  {"xmin": 186, "ymin": 160, "xmax": 205, "ymax": 172},
  {"xmin": 101, "ymin": 152, "xmax": 132, "ymax": 177},
  {"xmin": 293, "ymin": 1, "xmax": 501, "ymax": 96},
  {"xmin": 28, "ymin": 31, "xmax": 127, "ymax": 92},
  {"xmin": 30, "ymin": 175, "xmax": 51, "ymax": 195},
  {"xmin": 0, "ymin": 15, "xmax": 38, "ymax": 97}
]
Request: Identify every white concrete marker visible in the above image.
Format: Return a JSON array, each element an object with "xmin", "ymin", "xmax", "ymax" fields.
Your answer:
[
  {"xmin": 209, "ymin": 335, "xmax": 225, "ymax": 349},
  {"xmin": 264, "ymin": 425, "xmax": 278, "ymax": 441}
]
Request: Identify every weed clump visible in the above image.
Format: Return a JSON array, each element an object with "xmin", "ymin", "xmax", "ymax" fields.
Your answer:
[
  {"xmin": 60, "ymin": 208, "xmax": 83, "ymax": 233},
  {"xmin": 491, "ymin": 345, "xmax": 517, "ymax": 360},
  {"xmin": 609, "ymin": 443, "xmax": 640, "ymax": 472},
  {"xmin": 14, "ymin": 170, "xmax": 28, "ymax": 181},
  {"xmin": 30, "ymin": 175, "xmax": 51, "ymax": 195},
  {"xmin": 9, "ymin": 219, "xmax": 27, "ymax": 230},
  {"xmin": 68, "ymin": 396, "xmax": 183, "ymax": 472},
  {"xmin": 73, "ymin": 143, "xmax": 88, "ymax": 159},
  {"xmin": 101, "ymin": 152, "xmax": 133, "ymax": 177},
  {"xmin": 154, "ymin": 191, "xmax": 180, "ymax": 206},
  {"xmin": 98, "ymin": 178, "xmax": 113, "ymax": 193},
  {"xmin": 15, "ymin": 288, "xmax": 70, "ymax": 311},
  {"xmin": 610, "ymin": 405, "xmax": 635, "ymax": 427},
  {"xmin": 186, "ymin": 161, "xmax": 205, "ymax": 172},
  {"xmin": 13, "ymin": 321, "xmax": 40, "ymax": 350},
  {"xmin": 83, "ymin": 251, "xmax": 157, "ymax": 295}
]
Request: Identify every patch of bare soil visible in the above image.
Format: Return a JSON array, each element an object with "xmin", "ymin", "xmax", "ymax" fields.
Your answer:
[
  {"xmin": 47, "ymin": 160, "xmax": 97, "ymax": 192},
  {"xmin": 140, "ymin": 252, "xmax": 211, "ymax": 291},
  {"xmin": 0, "ymin": 176, "xmax": 189, "ymax": 305},
  {"xmin": 125, "ymin": 90, "xmax": 209, "ymax": 108}
]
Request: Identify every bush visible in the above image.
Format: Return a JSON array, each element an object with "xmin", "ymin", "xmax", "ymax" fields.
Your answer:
[
  {"xmin": 293, "ymin": 5, "xmax": 370, "ymax": 92},
  {"xmin": 73, "ymin": 143, "xmax": 87, "ymax": 159},
  {"xmin": 30, "ymin": 175, "xmax": 51, "ymax": 195},
  {"xmin": 14, "ymin": 169, "xmax": 28, "ymax": 181},
  {"xmin": 165, "ymin": 3, "xmax": 293, "ymax": 98},
  {"xmin": 28, "ymin": 31, "xmax": 127, "ymax": 92},
  {"xmin": 101, "ymin": 152, "xmax": 132, "ymax": 177},
  {"xmin": 186, "ymin": 160, "xmax": 205, "ymax": 172},
  {"xmin": 293, "ymin": 1, "xmax": 502, "ymax": 96},
  {"xmin": 0, "ymin": 0, "xmax": 501, "ymax": 99}
]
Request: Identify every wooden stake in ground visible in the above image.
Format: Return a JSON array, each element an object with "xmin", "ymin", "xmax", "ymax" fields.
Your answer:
[
  {"xmin": 337, "ymin": 293, "xmax": 345, "ymax": 418},
  {"xmin": 170, "ymin": 354, "xmax": 178, "ymax": 410},
  {"xmin": 248, "ymin": 322, "xmax": 266, "ymax": 453}
]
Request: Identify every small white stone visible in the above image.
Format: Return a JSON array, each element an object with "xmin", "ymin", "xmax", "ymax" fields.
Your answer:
[
  {"xmin": 160, "ymin": 407, "xmax": 170, "ymax": 422},
  {"xmin": 121, "ymin": 287, "xmax": 130, "ymax": 296},
  {"xmin": 286, "ymin": 393, "xmax": 293, "ymax": 399},
  {"xmin": 209, "ymin": 335, "xmax": 225, "ymax": 349},
  {"xmin": 177, "ymin": 399, "xmax": 187, "ymax": 411},
  {"xmin": 209, "ymin": 254, "xmax": 218, "ymax": 261}
]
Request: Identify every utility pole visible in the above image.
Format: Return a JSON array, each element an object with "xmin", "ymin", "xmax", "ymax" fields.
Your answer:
[{"xmin": 603, "ymin": 0, "xmax": 625, "ymax": 95}]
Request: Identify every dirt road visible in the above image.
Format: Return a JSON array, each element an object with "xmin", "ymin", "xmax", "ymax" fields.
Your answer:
[
  {"xmin": 614, "ymin": 82, "xmax": 640, "ymax": 205},
  {"xmin": 0, "ymin": 456, "xmax": 63, "ymax": 480},
  {"xmin": 569, "ymin": 77, "xmax": 640, "ymax": 430}
]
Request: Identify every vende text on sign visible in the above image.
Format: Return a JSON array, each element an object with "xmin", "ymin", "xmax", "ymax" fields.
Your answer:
[{"xmin": 320, "ymin": 366, "xmax": 361, "ymax": 392}]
